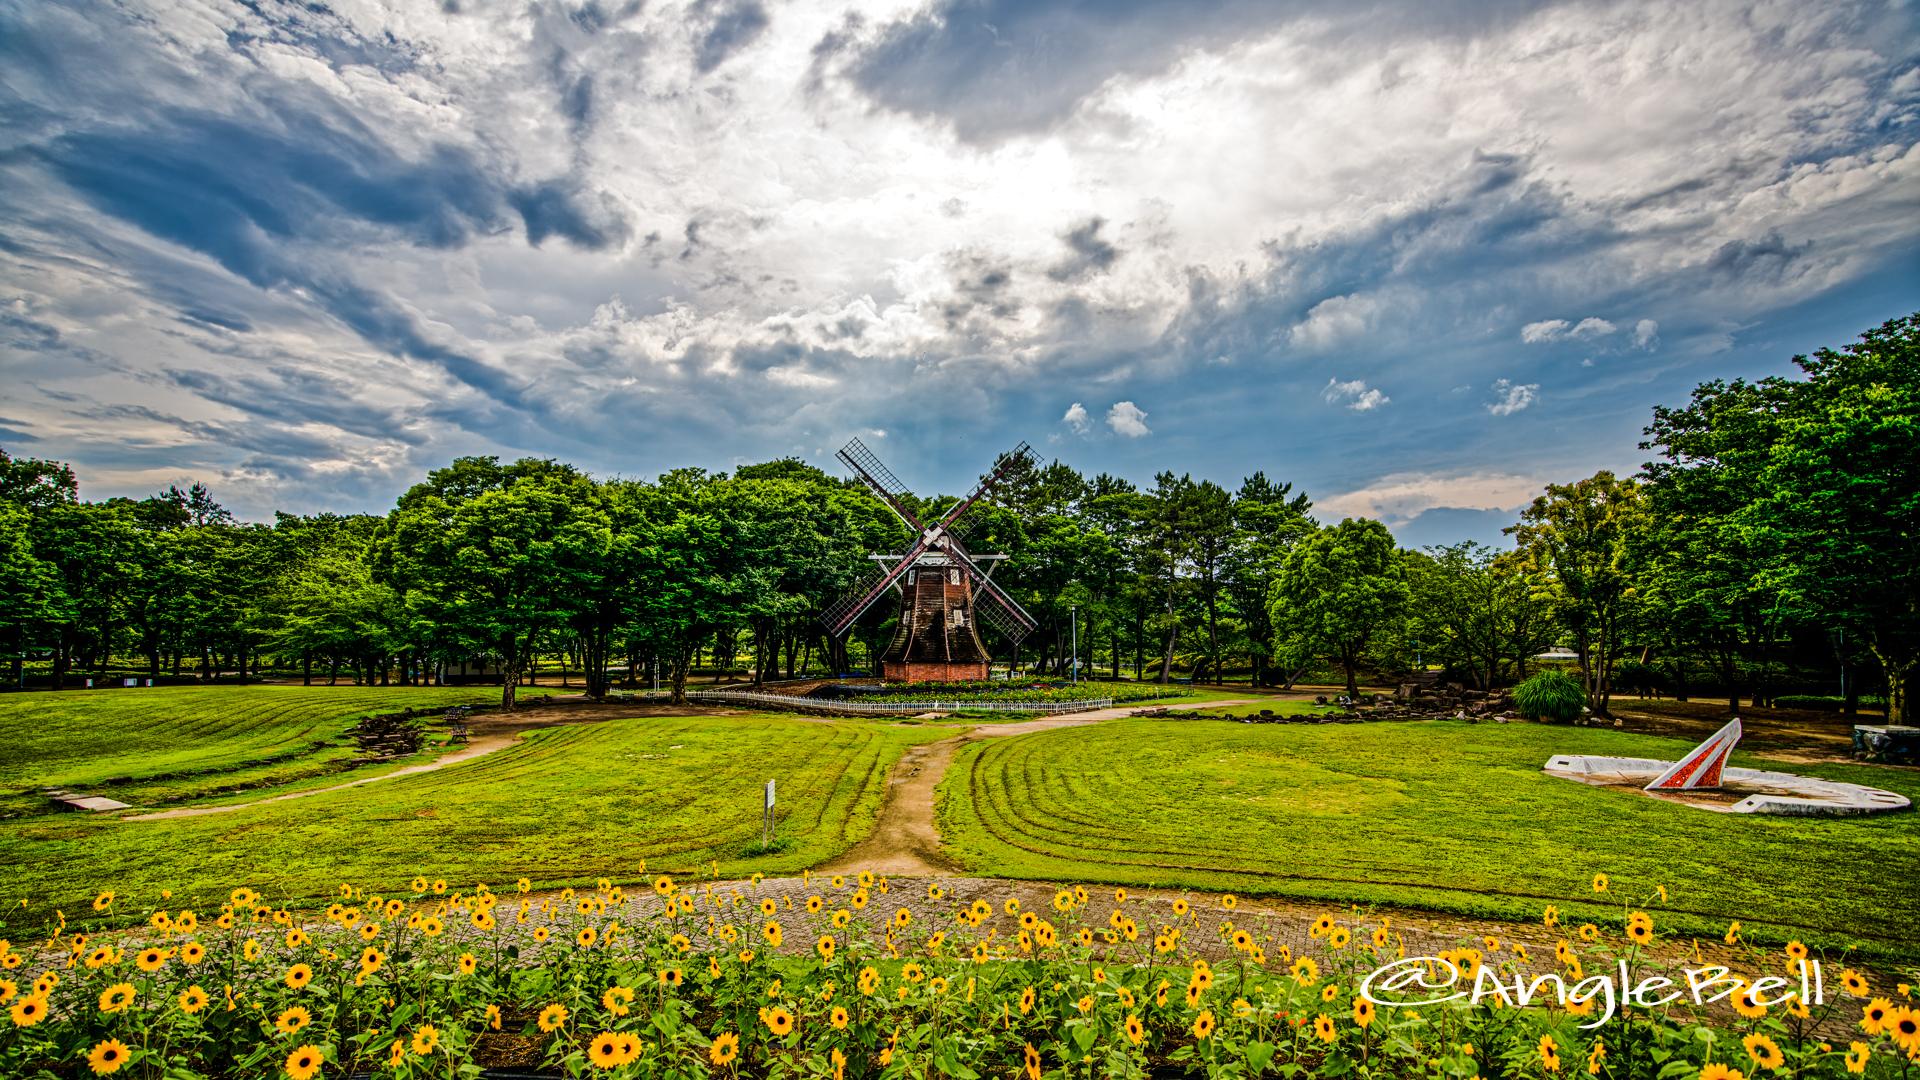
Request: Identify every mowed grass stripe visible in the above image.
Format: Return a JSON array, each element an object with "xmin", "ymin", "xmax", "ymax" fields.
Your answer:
[
  {"xmin": 935, "ymin": 719, "xmax": 1920, "ymax": 961},
  {"xmin": 0, "ymin": 715, "xmax": 945, "ymax": 909},
  {"xmin": 0, "ymin": 686, "xmax": 561, "ymax": 789}
]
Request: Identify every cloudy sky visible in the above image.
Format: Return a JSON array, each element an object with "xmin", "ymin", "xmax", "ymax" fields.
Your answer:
[{"xmin": 2, "ymin": 0, "xmax": 1915, "ymax": 546}]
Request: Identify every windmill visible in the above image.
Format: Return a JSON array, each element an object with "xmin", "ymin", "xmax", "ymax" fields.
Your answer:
[{"xmin": 821, "ymin": 438, "xmax": 1039, "ymax": 682}]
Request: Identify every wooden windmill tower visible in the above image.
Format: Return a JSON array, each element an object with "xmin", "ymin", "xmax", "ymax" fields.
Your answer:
[{"xmin": 821, "ymin": 438, "xmax": 1039, "ymax": 682}]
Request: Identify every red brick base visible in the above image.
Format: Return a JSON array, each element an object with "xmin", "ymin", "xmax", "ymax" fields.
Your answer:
[{"xmin": 884, "ymin": 661, "xmax": 989, "ymax": 683}]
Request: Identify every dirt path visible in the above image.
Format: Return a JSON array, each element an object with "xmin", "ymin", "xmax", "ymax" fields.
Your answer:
[
  {"xmin": 119, "ymin": 702, "xmax": 750, "ymax": 821},
  {"xmin": 815, "ymin": 699, "xmax": 1275, "ymax": 875}
]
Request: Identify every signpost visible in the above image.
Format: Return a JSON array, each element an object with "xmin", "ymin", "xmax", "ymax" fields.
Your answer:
[{"xmin": 762, "ymin": 780, "xmax": 776, "ymax": 847}]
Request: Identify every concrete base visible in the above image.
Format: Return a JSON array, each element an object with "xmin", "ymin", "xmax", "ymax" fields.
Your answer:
[
  {"xmin": 883, "ymin": 661, "xmax": 989, "ymax": 683},
  {"xmin": 1543, "ymin": 754, "xmax": 1909, "ymax": 816}
]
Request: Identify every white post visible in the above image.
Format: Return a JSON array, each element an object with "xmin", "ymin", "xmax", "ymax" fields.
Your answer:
[
  {"xmin": 763, "ymin": 780, "xmax": 776, "ymax": 846},
  {"xmin": 1070, "ymin": 605, "xmax": 1079, "ymax": 685}
]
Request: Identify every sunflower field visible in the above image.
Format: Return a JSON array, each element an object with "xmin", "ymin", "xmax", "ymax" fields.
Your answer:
[{"xmin": 4, "ymin": 871, "xmax": 1917, "ymax": 1080}]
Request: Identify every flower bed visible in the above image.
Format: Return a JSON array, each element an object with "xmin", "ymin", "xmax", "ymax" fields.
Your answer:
[
  {"xmin": 853, "ymin": 682, "xmax": 1191, "ymax": 705},
  {"xmin": 2, "ymin": 874, "xmax": 1911, "ymax": 1079}
]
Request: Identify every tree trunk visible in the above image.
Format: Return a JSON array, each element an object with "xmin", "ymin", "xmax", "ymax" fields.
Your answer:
[
  {"xmin": 53, "ymin": 636, "xmax": 67, "ymax": 690},
  {"xmin": 1341, "ymin": 641, "xmax": 1360, "ymax": 697},
  {"xmin": 303, "ymin": 653, "xmax": 312, "ymax": 686},
  {"xmin": 669, "ymin": 646, "xmax": 692, "ymax": 705},
  {"xmin": 1156, "ymin": 624, "xmax": 1178, "ymax": 684}
]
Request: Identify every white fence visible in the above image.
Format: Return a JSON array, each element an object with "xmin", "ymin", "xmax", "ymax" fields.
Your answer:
[{"xmin": 643, "ymin": 689, "xmax": 1120, "ymax": 716}]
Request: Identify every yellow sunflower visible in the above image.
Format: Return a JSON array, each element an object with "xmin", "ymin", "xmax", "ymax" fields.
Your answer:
[
  {"xmin": 538, "ymin": 1003, "xmax": 568, "ymax": 1032},
  {"xmin": 275, "ymin": 1006, "xmax": 312, "ymax": 1036},
  {"xmin": 285, "ymin": 1045, "xmax": 324, "ymax": 1080},
  {"xmin": 88, "ymin": 1037, "xmax": 132, "ymax": 1075},
  {"xmin": 1744, "ymin": 1034, "xmax": 1784, "ymax": 1070},
  {"xmin": 588, "ymin": 1031, "xmax": 623, "ymax": 1069},
  {"xmin": 710, "ymin": 1032, "xmax": 740, "ymax": 1066},
  {"xmin": 1125, "ymin": 1014, "xmax": 1145, "ymax": 1045},
  {"xmin": 1314, "ymin": 1013, "xmax": 1337, "ymax": 1043},
  {"xmin": 1193, "ymin": 1010, "xmax": 1216, "ymax": 1040},
  {"xmin": 765, "ymin": 1006, "xmax": 795, "ymax": 1036},
  {"xmin": 412, "ymin": 1025, "xmax": 440, "ymax": 1056}
]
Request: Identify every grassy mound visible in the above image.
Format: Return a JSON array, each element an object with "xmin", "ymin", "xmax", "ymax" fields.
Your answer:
[
  {"xmin": 0, "ymin": 714, "xmax": 945, "ymax": 909},
  {"xmin": 934, "ymin": 717, "xmax": 1920, "ymax": 961}
]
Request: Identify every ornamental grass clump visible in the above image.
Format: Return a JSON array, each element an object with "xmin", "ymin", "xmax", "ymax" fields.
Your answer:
[
  {"xmin": 1, "ymin": 872, "xmax": 1907, "ymax": 1079},
  {"xmin": 1514, "ymin": 669, "xmax": 1588, "ymax": 722}
]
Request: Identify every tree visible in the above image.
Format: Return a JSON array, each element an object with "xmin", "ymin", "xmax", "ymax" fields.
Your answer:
[
  {"xmin": 1405, "ymin": 542, "xmax": 1554, "ymax": 690},
  {"xmin": 1268, "ymin": 518, "xmax": 1409, "ymax": 696},
  {"xmin": 1224, "ymin": 472, "xmax": 1314, "ymax": 685},
  {"xmin": 1644, "ymin": 312, "xmax": 1920, "ymax": 724},
  {"xmin": 1506, "ymin": 472, "xmax": 1648, "ymax": 718}
]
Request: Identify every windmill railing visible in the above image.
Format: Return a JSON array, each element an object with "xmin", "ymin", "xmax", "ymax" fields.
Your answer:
[{"xmin": 624, "ymin": 689, "xmax": 1116, "ymax": 716}]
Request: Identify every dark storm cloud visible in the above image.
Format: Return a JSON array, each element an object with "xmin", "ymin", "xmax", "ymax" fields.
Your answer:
[
  {"xmin": 1047, "ymin": 217, "xmax": 1119, "ymax": 282},
  {"xmin": 510, "ymin": 179, "xmax": 632, "ymax": 249},
  {"xmin": 827, "ymin": 0, "xmax": 1555, "ymax": 141}
]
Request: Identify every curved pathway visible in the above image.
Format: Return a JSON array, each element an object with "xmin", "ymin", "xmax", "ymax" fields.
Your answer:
[{"xmin": 815, "ymin": 699, "xmax": 1276, "ymax": 876}]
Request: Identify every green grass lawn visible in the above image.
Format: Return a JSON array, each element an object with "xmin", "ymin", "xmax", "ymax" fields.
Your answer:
[
  {"xmin": 0, "ymin": 685, "xmax": 561, "ymax": 798},
  {"xmin": 934, "ymin": 716, "xmax": 1920, "ymax": 962},
  {"xmin": 0, "ymin": 714, "xmax": 945, "ymax": 913}
]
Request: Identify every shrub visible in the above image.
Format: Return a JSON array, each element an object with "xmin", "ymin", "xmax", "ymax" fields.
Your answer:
[
  {"xmin": 1512, "ymin": 669, "xmax": 1586, "ymax": 721},
  {"xmin": 1775, "ymin": 694, "xmax": 1887, "ymax": 712}
]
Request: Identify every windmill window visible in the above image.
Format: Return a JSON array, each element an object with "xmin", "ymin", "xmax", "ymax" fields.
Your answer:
[
  {"xmin": 949, "ymin": 568, "xmax": 961, "ymax": 585},
  {"xmin": 906, "ymin": 569, "xmax": 916, "ymax": 585},
  {"xmin": 950, "ymin": 608, "xmax": 967, "ymax": 628}
]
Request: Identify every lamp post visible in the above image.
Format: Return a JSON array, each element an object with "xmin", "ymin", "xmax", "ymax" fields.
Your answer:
[{"xmin": 1070, "ymin": 605, "xmax": 1079, "ymax": 685}]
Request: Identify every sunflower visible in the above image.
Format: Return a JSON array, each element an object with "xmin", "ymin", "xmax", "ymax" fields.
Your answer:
[
  {"xmin": 1724, "ymin": 921, "xmax": 1742, "ymax": 945},
  {"xmin": 1024, "ymin": 1043, "xmax": 1043, "ymax": 1080},
  {"xmin": 582, "ymin": 1031, "xmax": 623, "ymax": 1070},
  {"xmin": 1628, "ymin": 921, "xmax": 1654, "ymax": 945},
  {"xmin": 1077, "ymin": 995, "xmax": 1094, "ymax": 1014},
  {"xmin": 412, "ymin": 876, "xmax": 429, "ymax": 893},
  {"xmin": 860, "ymin": 966, "xmax": 880, "ymax": 995},
  {"xmin": 99, "ymin": 983, "xmax": 136, "ymax": 1014},
  {"xmin": 457, "ymin": 952, "xmax": 477, "ymax": 975},
  {"xmin": 1156, "ymin": 979, "xmax": 1171, "ymax": 1007},
  {"xmin": 1744, "ymin": 1034, "xmax": 1783, "ymax": 1070},
  {"xmin": 412, "ymin": 1025, "xmax": 440, "ymax": 1056},
  {"xmin": 1232, "ymin": 929, "xmax": 1254, "ymax": 951},
  {"xmin": 1313, "ymin": 1013, "xmax": 1336, "ymax": 1043},
  {"xmin": 758, "ymin": 898, "xmax": 778, "ymax": 918},
  {"xmin": 1185, "ymin": 983, "xmax": 1204, "ymax": 1009},
  {"xmin": 1191, "ymin": 1009, "xmax": 1215, "ymax": 1039},
  {"xmin": 710, "ymin": 1032, "xmax": 740, "ymax": 1066},
  {"xmin": 1786, "ymin": 941, "xmax": 1809, "ymax": 962},
  {"xmin": 763, "ymin": 922, "xmax": 783, "ymax": 947},
  {"xmin": 830, "ymin": 1005, "xmax": 850, "ymax": 1030},
  {"xmin": 432, "ymin": 879, "xmax": 447, "ymax": 894},
  {"xmin": 486, "ymin": 1004, "xmax": 503, "ymax": 1030},
  {"xmin": 807, "ymin": 895, "xmax": 825, "ymax": 913},
  {"xmin": 1846, "ymin": 1042, "xmax": 1871, "ymax": 1074},
  {"xmin": 533, "ymin": 927, "xmax": 551, "ymax": 943},
  {"xmin": 423, "ymin": 917, "xmax": 444, "ymax": 937},
  {"xmin": 1698, "ymin": 1063, "xmax": 1745, "ymax": 1080},
  {"xmin": 817, "ymin": 935, "xmax": 836, "ymax": 961},
  {"xmin": 88, "ymin": 1037, "xmax": 132, "ymax": 1075},
  {"xmin": 1578, "ymin": 924, "xmax": 1599, "ymax": 942},
  {"xmin": 85, "ymin": 946, "xmax": 112, "ymax": 968},
  {"xmin": 1125, "ymin": 1014, "xmax": 1146, "ymax": 1045},
  {"xmin": 765, "ymin": 1006, "xmax": 795, "ymax": 1036},
  {"xmin": 360, "ymin": 946, "xmax": 385, "ymax": 972},
  {"xmin": 10, "ymin": 995, "xmax": 47, "ymax": 1026},
  {"xmin": 1155, "ymin": 934, "xmax": 1175, "ymax": 954},
  {"xmin": 832, "ymin": 910, "xmax": 852, "ymax": 929},
  {"xmin": 1733, "ymin": 983, "xmax": 1768, "ymax": 1020},
  {"xmin": 1018, "ymin": 930, "xmax": 1034, "ymax": 953},
  {"xmin": 1322, "ymin": 984, "xmax": 1339, "ymax": 1003},
  {"xmin": 1173, "ymin": 899, "xmax": 1191, "ymax": 917},
  {"xmin": 1592, "ymin": 874, "xmax": 1608, "ymax": 892},
  {"xmin": 851, "ymin": 891, "xmax": 869, "ymax": 910},
  {"xmin": 970, "ymin": 898, "xmax": 992, "ymax": 921},
  {"xmin": 1863, "ymin": 999, "xmax": 1895, "ymax": 1035},
  {"xmin": 1842, "ymin": 970, "xmax": 1871, "ymax": 997},
  {"xmin": 93, "ymin": 891, "xmax": 114, "ymax": 911},
  {"xmin": 275, "ymin": 1006, "xmax": 312, "ymax": 1036},
  {"xmin": 1020, "ymin": 985, "xmax": 1037, "ymax": 1015},
  {"xmin": 930, "ymin": 976, "xmax": 949, "ymax": 994},
  {"xmin": 661, "ymin": 968, "xmax": 684, "ymax": 987},
  {"xmin": 538, "ymin": 1003, "xmax": 568, "ymax": 1032},
  {"xmin": 605, "ymin": 985, "xmax": 636, "ymax": 1015},
  {"xmin": 577, "ymin": 928, "xmax": 598, "ymax": 948},
  {"xmin": 1330, "ymin": 927, "xmax": 1352, "ymax": 949},
  {"xmin": 246, "ymin": 938, "xmax": 262, "ymax": 959},
  {"xmin": 136, "ymin": 948, "xmax": 166, "ymax": 972},
  {"xmin": 285, "ymin": 1045, "xmax": 324, "ymax": 1080},
  {"xmin": 1540, "ymin": 1034, "xmax": 1562, "ymax": 1072},
  {"xmin": 1892, "ymin": 1007, "xmax": 1920, "ymax": 1052},
  {"xmin": 1353, "ymin": 997, "xmax": 1375, "ymax": 1028},
  {"xmin": 176, "ymin": 911, "xmax": 198, "ymax": 932},
  {"xmin": 928, "ymin": 931, "xmax": 946, "ymax": 950},
  {"xmin": 929, "ymin": 884, "xmax": 946, "ymax": 900},
  {"xmin": 1292, "ymin": 957, "xmax": 1320, "ymax": 986},
  {"xmin": 1373, "ymin": 927, "xmax": 1391, "ymax": 949}
]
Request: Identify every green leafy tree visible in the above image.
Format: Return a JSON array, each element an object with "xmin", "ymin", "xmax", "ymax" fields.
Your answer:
[
  {"xmin": 1268, "ymin": 518, "xmax": 1410, "ymax": 696},
  {"xmin": 1506, "ymin": 472, "xmax": 1649, "ymax": 718}
]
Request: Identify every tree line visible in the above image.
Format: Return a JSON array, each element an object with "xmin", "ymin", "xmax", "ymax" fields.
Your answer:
[{"xmin": 1, "ymin": 314, "xmax": 1912, "ymax": 722}]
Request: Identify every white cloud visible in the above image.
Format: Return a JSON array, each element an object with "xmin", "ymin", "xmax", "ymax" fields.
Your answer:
[
  {"xmin": 1106, "ymin": 401, "xmax": 1152, "ymax": 437},
  {"xmin": 1062, "ymin": 402, "xmax": 1091, "ymax": 434},
  {"xmin": 1288, "ymin": 294, "xmax": 1379, "ymax": 351},
  {"xmin": 1485, "ymin": 379, "xmax": 1539, "ymax": 416},
  {"xmin": 1521, "ymin": 319, "xmax": 1571, "ymax": 343},
  {"xmin": 1320, "ymin": 471, "xmax": 1547, "ymax": 526},
  {"xmin": 868, "ymin": 429, "xmax": 887, "ymax": 438},
  {"xmin": 1323, "ymin": 378, "xmax": 1390, "ymax": 411},
  {"xmin": 1572, "ymin": 317, "xmax": 1617, "ymax": 339},
  {"xmin": 1630, "ymin": 319, "xmax": 1660, "ymax": 350}
]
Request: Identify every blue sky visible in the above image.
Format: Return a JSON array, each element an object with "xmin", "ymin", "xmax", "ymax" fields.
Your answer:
[{"xmin": 1, "ymin": 0, "xmax": 1915, "ymax": 548}]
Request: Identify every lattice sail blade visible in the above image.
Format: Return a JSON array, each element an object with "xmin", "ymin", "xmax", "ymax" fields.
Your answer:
[
  {"xmin": 821, "ymin": 537, "xmax": 927, "ymax": 638},
  {"xmin": 837, "ymin": 438, "xmax": 925, "ymax": 532},
  {"xmin": 947, "ymin": 546, "xmax": 1038, "ymax": 642},
  {"xmin": 938, "ymin": 441, "xmax": 1031, "ymax": 531}
]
